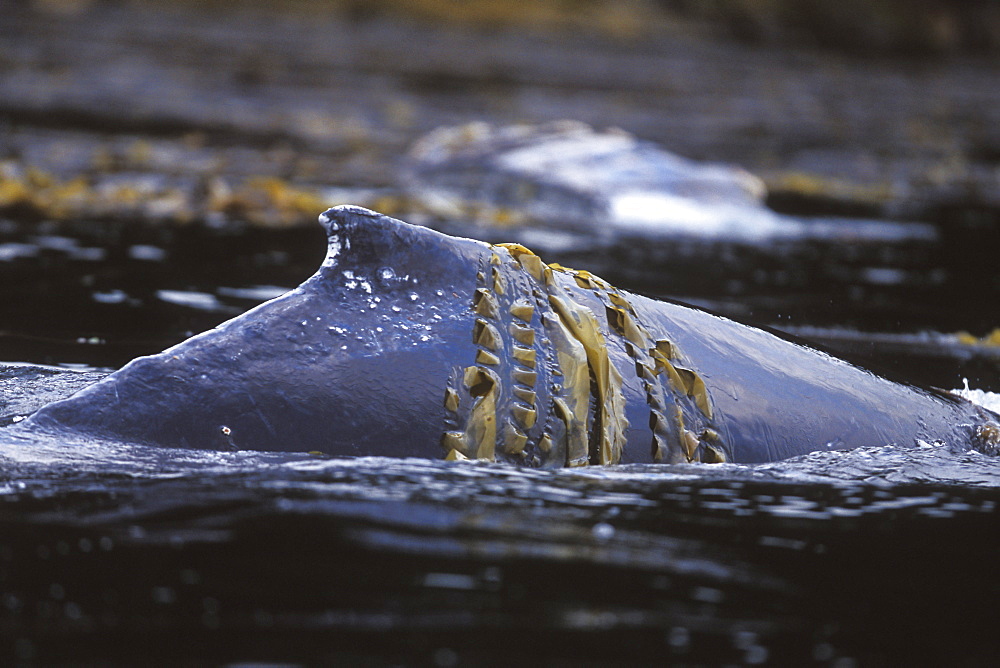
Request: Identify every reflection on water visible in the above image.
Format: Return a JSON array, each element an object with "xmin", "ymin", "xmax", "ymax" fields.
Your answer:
[{"xmin": 1, "ymin": 436, "xmax": 998, "ymax": 664}]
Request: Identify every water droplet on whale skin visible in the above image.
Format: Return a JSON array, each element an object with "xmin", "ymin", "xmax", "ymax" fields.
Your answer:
[{"xmin": 377, "ymin": 266, "xmax": 397, "ymax": 287}]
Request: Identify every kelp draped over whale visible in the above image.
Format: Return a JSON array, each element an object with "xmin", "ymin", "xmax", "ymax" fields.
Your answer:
[{"xmin": 20, "ymin": 206, "xmax": 1000, "ymax": 465}]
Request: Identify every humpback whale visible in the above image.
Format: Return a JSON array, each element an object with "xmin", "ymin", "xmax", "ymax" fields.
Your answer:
[{"xmin": 17, "ymin": 206, "xmax": 1000, "ymax": 465}]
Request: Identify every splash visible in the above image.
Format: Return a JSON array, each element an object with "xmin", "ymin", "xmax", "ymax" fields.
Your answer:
[{"xmin": 952, "ymin": 378, "xmax": 1000, "ymax": 414}]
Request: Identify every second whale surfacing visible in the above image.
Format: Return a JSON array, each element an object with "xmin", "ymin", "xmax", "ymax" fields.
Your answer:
[{"xmin": 20, "ymin": 206, "xmax": 1000, "ymax": 465}]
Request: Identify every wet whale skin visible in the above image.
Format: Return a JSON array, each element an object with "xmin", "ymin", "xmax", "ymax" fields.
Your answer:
[{"xmin": 19, "ymin": 206, "xmax": 1000, "ymax": 465}]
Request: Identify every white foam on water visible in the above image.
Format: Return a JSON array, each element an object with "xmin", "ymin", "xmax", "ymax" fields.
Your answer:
[{"xmin": 952, "ymin": 378, "xmax": 1000, "ymax": 414}]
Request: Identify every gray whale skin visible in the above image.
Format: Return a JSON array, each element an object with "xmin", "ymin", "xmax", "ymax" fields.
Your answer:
[{"xmin": 21, "ymin": 206, "xmax": 1000, "ymax": 466}]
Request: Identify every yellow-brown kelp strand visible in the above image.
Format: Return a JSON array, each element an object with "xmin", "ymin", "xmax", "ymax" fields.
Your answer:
[
  {"xmin": 491, "ymin": 245, "xmax": 564, "ymax": 466},
  {"xmin": 443, "ymin": 247, "xmax": 548, "ymax": 463},
  {"xmin": 547, "ymin": 293, "xmax": 628, "ymax": 465},
  {"xmin": 442, "ymin": 253, "xmax": 503, "ymax": 460},
  {"xmin": 444, "ymin": 239, "xmax": 724, "ymax": 466},
  {"xmin": 544, "ymin": 262, "xmax": 725, "ymax": 465},
  {"xmin": 597, "ymin": 290, "xmax": 683, "ymax": 462},
  {"xmin": 495, "ymin": 243, "xmax": 629, "ymax": 466}
]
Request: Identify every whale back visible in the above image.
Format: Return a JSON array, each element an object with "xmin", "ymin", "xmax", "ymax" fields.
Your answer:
[{"xmin": 21, "ymin": 206, "xmax": 1000, "ymax": 463}]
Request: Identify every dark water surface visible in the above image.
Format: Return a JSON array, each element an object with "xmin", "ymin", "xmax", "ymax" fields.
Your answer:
[{"xmin": 3, "ymin": 437, "xmax": 1000, "ymax": 665}]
